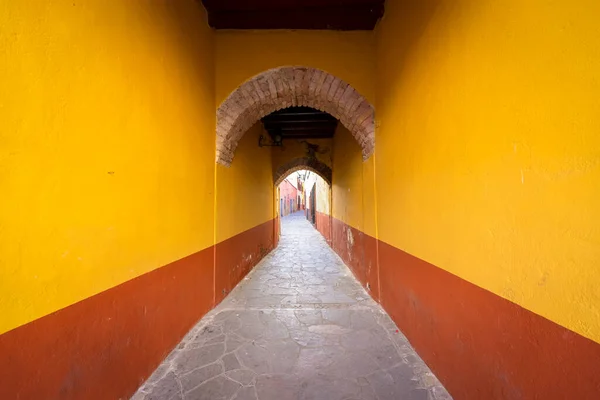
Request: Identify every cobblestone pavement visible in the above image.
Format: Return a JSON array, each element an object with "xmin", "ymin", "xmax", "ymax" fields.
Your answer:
[{"xmin": 132, "ymin": 212, "xmax": 452, "ymax": 400}]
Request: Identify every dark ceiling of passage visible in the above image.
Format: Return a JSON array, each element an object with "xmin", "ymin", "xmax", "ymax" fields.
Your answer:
[
  {"xmin": 200, "ymin": 0, "xmax": 385, "ymax": 30},
  {"xmin": 261, "ymin": 107, "xmax": 338, "ymax": 141}
]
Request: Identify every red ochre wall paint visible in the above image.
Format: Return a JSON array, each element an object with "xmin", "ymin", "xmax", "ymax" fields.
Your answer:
[
  {"xmin": 0, "ymin": 1, "xmax": 225, "ymax": 399},
  {"xmin": 327, "ymin": 214, "xmax": 600, "ymax": 399},
  {"xmin": 214, "ymin": 122, "xmax": 275, "ymax": 305},
  {"xmin": 331, "ymin": 124, "xmax": 380, "ymax": 302},
  {"xmin": 331, "ymin": 218, "xmax": 379, "ymax": 302},
  {"xmin": 4, "ymin": 0, "xmax": 600, "ymax": 398},
  {"xmin": 371, "ymin": 0, "xmax": 600, "ymax": 398},
  {"xmin": 1, "ymin": 7, "xmax": 377, "ymax": 398},
  {"xmin": 377, "ymin": 240, "xmax": 600, "ymax": 399},
  {"xmin": 0, "ymin": 248, "xmax": 214, "ymax": 400},
  {"xmin": 328, "ymin": 138, "xmax": 600, "ymax": 398},
  {"xmin": 0, "ymin": 5, "xmax": 277, "ymax": 399},
  {"xmin": 315, "ymin": 211, "xmax": 332, "ymax": 245},
  {"xmin": 215, "ymin": 219, "xmax": 276, "ymax": 304},
  {"xmin": 0, "ymin": 219, "xmax": 278, "ymax": 400}
]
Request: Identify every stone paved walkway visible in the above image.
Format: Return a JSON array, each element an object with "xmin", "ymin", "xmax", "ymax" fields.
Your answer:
[{"xmin": 132, "ymin": 212, "xmax": 451, "ymax": 400}]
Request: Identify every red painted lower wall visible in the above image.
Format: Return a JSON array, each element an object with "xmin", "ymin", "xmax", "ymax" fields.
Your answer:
[
  {"xmin": 329, "ymin": 217, "xmax": 600, "ymax": 400},
  {"xmin": 331, "ymin": 217, "xmax": 379, "ymax": 301},
  {"xmin": 0, "ymin": 218, "xmax": 277, "ymax": 400},
  {"xmin": 0, "ymin": 248, "xmax": 214, "ymax": 400},
  {"xmin": 215, "ymin": 219, "xmax": 277, "ymax": 304},
  {"xmin": 315, "ymin": 210, "xmax": 332, "ymax": 245}
]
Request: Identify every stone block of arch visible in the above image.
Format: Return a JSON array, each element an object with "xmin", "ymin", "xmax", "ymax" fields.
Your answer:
[
  {"xmin": 273, "ymin": 157, "xmax": 332, "ymax": 187},
  {"xmin": 216, "ymin": 66, "xmax": 375, "ymax": 166}
]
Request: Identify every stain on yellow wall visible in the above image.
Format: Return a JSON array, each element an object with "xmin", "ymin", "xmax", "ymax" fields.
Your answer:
[
  {"xmin": 375, "ymin": 0, "xmax": 600, "ymax": 342},
  {"xmin": 271, "ymin": 138, "xmax": 333, "ymax": 175},
  {"xmin": 216, "ymin": 123, "xmax": 274, "ymax": 242},
  {"xmin": 332, "ymin": 125, "xmax": 377, "ymax": 237},
  {"xmin": 0, "ymin": 0, "xmax": 215, "ymax": 335},
  {"xmin": 215, "ymin": 30, "xmax": 376, "ymax": 106}
]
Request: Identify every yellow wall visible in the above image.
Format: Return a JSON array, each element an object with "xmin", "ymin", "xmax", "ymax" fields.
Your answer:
[
  {"xmin": 215, "ymin": 30, "xmax": 376, "ymax": 106},
  {"xmin": 332, "ymin": 125, "xmax": 377, "ymax": 238},
  {"xmin": 375, "ymin": 0, "xmax": 600, "ymax": 342},
  {"xmin": 0, "ymin": 0, "xmax": 215, "ymax": 335},
  {"xmin": 215, "ymin": 30, "xmax": 377, "ymax": 235},
  {"xmin": 315, "ymin": 176, "xmax": 331, "ymax": 215},
  {"xmin": 271, "ymin": 138, "xmax": 333, "ymax": 176},
  {"xmin": 216, "ymin": 123, "xmax": 274, "ymax": 242}
]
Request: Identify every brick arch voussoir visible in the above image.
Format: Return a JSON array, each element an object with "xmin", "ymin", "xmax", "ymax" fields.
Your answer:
[
  {"xmin": 273, "ymin": 157, "xmax": 332, "ymax": 187},
  {"xmin": 216, "ymin": 66, "xmax": 375, "ymax": 166}
]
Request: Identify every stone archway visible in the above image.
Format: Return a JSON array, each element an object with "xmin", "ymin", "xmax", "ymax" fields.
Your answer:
[
  {"xmin": 273, "ymin": 157, "xmax": 332, "ymax": 187},
  {"xmin": 216, "ymin": 66, "xmax": 375, "ymax": 166}
]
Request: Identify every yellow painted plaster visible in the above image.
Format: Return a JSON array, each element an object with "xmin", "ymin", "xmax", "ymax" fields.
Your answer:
[
  {"xmin": 332, "ymin": 125, "xmax": 377, "ymax": 237},
  {"xmin": 271, "ymin": 138, "xmax": 333, "ymax": 176},
  {"xmin": 215, "ymin": 30, "xmax": 376, "ymax": 106},
  {"xmin": 0, "ymin": 0, "xmax": 215, "ymax": 335},
  {"xmin": 216, "ymin": 123, "xmax": 274, "ymax": 242},
  {"xmin": 315, "ymin": 176, "xmax": 331, "ymax": 215},
  {"xmin": 375, "ymin": 0, "xmax": 600, "ymax": 342}
]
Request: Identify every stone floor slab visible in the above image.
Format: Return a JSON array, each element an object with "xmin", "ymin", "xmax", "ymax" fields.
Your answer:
[{"xmin": 132, "ymin": 212, "xmax": 452, "ymax": 400}]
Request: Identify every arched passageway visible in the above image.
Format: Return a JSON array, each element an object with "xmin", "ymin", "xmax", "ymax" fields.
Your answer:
[
  {"xmin": 215, "ymin": 66, "xmax": 375, "ymax": 166},
  {"xmin": 273, "ymin": 157, "xmax": 332, "ymax": 187},
  {"xmin": 6, "ymin": 1, "xmax": 599, "ymax": 400},
  {"xmin": 275, "ymin": 166, "xmax": 332, "ymax": 236}
]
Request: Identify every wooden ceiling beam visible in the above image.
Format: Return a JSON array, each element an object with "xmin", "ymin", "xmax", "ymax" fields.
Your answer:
[
  {"xmin": 263, "ymin": 116, "xmax": 336, "ymax": 124},
  {"xmin": 266, "ymin": 129, "xmax": 335, "ymax": 136},
  {"xmin": 204, "ymin": 5, "xmax": 384, "ymax": 30},
  {"xmin": 268, "ymin": 124, "xmax": 337, "ymax": 132},
  {"xmin": 202, "ymin": 0, "xmax": 384, "ymax": 12},
  {"xmin": 278, "ymin": 133, "xmax": 335, "ymax": 139},
  {"xmin": 264, "ymin": 121, "xmax": 337, "ymax": 129}
]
